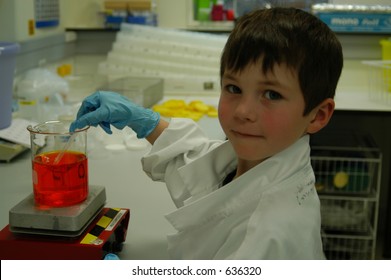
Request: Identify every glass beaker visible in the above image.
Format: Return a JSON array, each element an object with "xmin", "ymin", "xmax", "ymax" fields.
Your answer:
[{"xmin": 27, "ymin": 120, "xmax": 89, "ymax": 207}]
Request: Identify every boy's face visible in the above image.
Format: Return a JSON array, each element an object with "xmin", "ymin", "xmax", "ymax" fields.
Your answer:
[{"xmin": 218, "ymin": 60, "xmax": 316, "ymax": 165}]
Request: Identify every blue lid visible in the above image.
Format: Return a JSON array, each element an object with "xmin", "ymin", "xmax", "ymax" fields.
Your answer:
[
  {"xmin": 127, "ymin": 16, "xmax": 147, "ymax": 24},
  {"xmin": 0, "ymin": 42, "xmax": 20, "ymax": 56}
]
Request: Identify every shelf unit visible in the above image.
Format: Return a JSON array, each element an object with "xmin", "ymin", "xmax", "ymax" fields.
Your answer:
[
  {"xmin": 310, "ymin": 132, "xmax": 382, "ymax": 259},
  {"xmin": 186, "ymin": 0, "xmax": 326, "ymax": 32}
]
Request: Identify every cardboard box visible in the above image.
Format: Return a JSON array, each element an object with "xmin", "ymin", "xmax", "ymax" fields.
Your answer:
[
  {"xmin": 312, "ymin": 4, "xmax": 391, "ymax": 33},
  {"xmin": 316, "ymin": 12, "xmax": 391, "ymax": 33}
]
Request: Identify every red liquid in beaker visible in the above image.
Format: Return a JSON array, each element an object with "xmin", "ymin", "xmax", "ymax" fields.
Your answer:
[{"xmin": 32, "ymin": 151, "xmax": 88, "ymax": 207}]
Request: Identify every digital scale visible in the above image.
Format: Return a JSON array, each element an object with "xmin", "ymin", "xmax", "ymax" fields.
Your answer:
[{"xmin": 0, "ymin": 185, "xmax": 130, "ymax": 260}]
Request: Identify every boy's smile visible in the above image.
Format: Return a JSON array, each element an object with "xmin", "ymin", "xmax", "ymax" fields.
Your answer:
[{"xmin": 218, "ymin": 60, "xmax": 319, "ymax": 174}]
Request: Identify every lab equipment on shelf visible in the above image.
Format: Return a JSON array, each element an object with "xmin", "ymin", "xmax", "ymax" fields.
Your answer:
[{"xmin": 104, "ymin": 0, "xmax": 157, "ymax": 28}]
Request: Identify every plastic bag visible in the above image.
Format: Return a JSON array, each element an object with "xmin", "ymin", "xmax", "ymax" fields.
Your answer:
[{"xmin": 16, "ymin": 68, "xmax": 70, "ymax": 122}]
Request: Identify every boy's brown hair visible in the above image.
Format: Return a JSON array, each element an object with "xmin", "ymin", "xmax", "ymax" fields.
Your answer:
[{"xmin": 220, "ymin": 7, "xmax": 343, "ymax": 115}]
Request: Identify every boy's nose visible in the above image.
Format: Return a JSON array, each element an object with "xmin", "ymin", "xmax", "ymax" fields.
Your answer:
[{"xmin": 234, "ymin": 95, "xmax": 258, "ymax": 122}]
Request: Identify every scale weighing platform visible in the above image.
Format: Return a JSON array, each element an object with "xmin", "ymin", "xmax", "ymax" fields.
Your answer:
[{"xmin": 0, "ymin": 185, "xmax": 130, "ymax": 260}]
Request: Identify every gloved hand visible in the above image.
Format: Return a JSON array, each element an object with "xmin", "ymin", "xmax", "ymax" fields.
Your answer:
[{"xmin": 70, "ymin": 91, "xmax": 160, "ymax": 138}]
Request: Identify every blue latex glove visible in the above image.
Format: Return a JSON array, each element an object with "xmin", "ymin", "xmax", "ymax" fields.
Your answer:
[
  {"xmin": 70, "ymin": 91, "xmax": 160, "ymax": 138},
  {"xmin": 103, "ymin": 253, "xmax": 120, "ymax": 260}
]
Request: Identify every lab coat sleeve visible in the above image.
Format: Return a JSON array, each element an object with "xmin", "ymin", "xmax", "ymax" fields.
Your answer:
[{"xmin": 142, "ymin": 118, "xmax": 223, "ymax": 207}]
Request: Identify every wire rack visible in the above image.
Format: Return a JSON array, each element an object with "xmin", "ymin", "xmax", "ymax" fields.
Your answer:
[
  {"xmin": 311, "ymin": 152, "xmax": 379, "ymax": 195},
  {"xmin": 362, "ymin": 60, "xmax": 391, "ymax": 105},
  {"xmin": 310, "ymin": 132, "xmax": 382, "ymax": 259},
  {"xmin": 322, "ymin": 234, "xmax": 375, "ymax": 260}
]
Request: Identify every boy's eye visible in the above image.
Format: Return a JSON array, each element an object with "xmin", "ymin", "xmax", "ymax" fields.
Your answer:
[
  {"xmin": 264, "ymin": 90, "xmax": 282, "ymax": 100},
  {"xmin": 226, "ymin": 84, "xmax": 241, "ymax": 94}
]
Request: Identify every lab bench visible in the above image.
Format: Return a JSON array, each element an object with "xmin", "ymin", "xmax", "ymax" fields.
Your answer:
[{"xmin": 1, "ymin": 56, "xmax": 391, "ymax": 259}]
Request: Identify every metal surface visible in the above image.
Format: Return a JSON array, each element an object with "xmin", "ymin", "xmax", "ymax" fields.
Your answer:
[{"xmin": 9, "ymin": 185, "xmax": 106, "ymax": 235}]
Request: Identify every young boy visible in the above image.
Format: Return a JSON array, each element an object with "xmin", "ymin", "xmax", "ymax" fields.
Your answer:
[{"xmin": 70, "ymin": 7, "xmax": 343, "ymax": 259}]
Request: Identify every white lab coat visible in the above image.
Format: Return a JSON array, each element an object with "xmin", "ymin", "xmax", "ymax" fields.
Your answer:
[{"xmin": 142, "ymin": 118, "xmax": 325, "ymax": 260}]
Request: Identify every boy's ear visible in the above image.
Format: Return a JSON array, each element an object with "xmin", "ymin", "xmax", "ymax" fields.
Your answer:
[{"xmin": 306, "ymin": 98, "xmax": 335, "ymax": 134}]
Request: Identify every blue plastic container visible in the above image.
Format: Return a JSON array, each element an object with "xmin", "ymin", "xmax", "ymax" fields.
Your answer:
[{"xmin": 0, "ymin": 42, "xmax": 20, "ymax": 129}]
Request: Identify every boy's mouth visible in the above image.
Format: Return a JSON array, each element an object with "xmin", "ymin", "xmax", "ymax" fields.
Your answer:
[{"xmin": 231, "ymin": 130, "xmax": 263, "ymax": 138}]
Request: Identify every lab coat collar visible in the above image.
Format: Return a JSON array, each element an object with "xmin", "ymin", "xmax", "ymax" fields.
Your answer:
[
  {"xmin": 166, "ymin": 135, "xmax": 312, "ymax": 231},
  {"xmin": 179, "ymin": 139, "xmax": 237, "ymax": 198}
]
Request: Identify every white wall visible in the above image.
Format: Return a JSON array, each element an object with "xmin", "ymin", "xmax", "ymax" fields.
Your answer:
[
  {"xmin": 155, "ymin": 0, "xmax": 188, "ymax": 28},
  {"xmin": 61, "ymin": 0, "xmax": 105, "ymax": 28}
]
